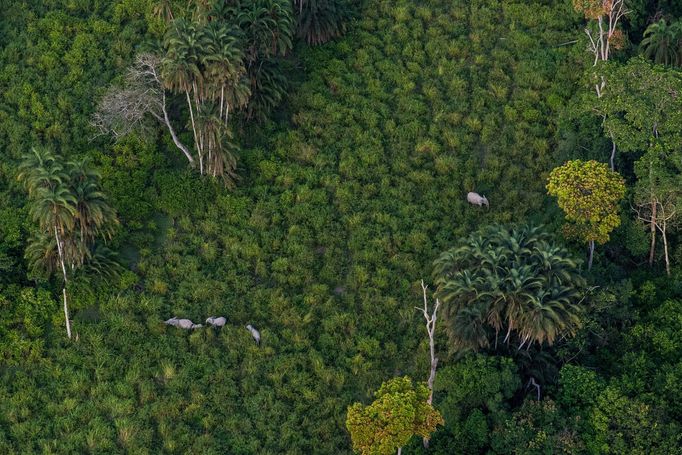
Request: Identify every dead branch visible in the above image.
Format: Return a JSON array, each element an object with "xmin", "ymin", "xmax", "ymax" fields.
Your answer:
[
  {"xmin": 416, "ymin": 279, "xmax": 441, "ymax": 449},
  {"xmin": 92, "ymin": 53, "xmax": 194, "ymax": 164}
]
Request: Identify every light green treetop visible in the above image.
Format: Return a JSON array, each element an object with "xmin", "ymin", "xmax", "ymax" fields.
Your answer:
[
  {"xmin": 346, "ymin": 376, "xmax": 443, "ymax": 455},
  {"xmin": 547, "ymin": 159, "xmax": 625, "ymax": 245}
]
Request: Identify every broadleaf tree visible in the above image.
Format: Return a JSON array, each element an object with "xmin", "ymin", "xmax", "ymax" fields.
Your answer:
[
  {"xmin": 346, "ymin": 376, "xmax": 443, "ymax": 455},
  {"xmin": 633, "ymin": 141, "xmax": 682, "ymax": 275},
  {"xmin": 547, "ymin": 160, "xmax": 625, "ymax": 269}
]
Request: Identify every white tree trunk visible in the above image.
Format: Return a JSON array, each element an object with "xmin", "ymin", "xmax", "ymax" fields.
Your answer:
[
  {"xmin": 54, "ymin": 226, "xmax": 72, "ymax": 339},
  {"xmin": 62, "ymin": 287, "xmax": 71, "ymax": 339},
  {"xmin": 418, "ymin": 280, "xmax": 440, "ymax": 449},
  {"xmin": 161, "ymin": 92, "xmax": 194, "ymax": 164},
  {"xmin": 649, "ymin": 200, "xmax": 657, "ymax": 266},
  {"xmin": 662, "ymin": 220, "xmax": 670, "ymax": 276},
  {"xmin": 185, "ymin": 90, "xmax": 201, "ymax": 157}
]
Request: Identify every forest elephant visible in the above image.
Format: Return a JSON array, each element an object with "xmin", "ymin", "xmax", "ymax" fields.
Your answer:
[
  {"xmin": 246, "ymin": 324, "xmax": 261, "ymax": 345},
  {"xmin": 206, "ymin": 316, "xmax": 227, "ymax": 328},
  {"xmin": 164, "ymin": 317, "xmax": 203, "ymax": 329},
  {"xmin": 467, "ymin": 192, "xmax": 489, "ymax": 208}
]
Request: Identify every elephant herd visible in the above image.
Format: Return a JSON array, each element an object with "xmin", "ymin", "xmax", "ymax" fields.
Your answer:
[
  {"xmin": 164, "ymin": 316, "xmax": 260, "ymax": 345},
  {"xmin": 161, "ymin": 190, "xmax": 485, "ymax": 346}
]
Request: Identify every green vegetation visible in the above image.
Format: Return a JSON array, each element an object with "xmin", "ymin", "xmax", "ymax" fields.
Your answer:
[
  {"xmin": 1, "ymin": 0, "xmax": 682, "ymax": 453},
  {"xmin": 17, "ymin": 148, "xmax": 118, "ymax": 339},
  {"xmin": 547, "ymin": 160, "xmax": 626, "ymax": 269},
  {"xmin": 433, "ymin": 225, "xmax": 585, "ymax": 351},
  {"xmin": 346, "ymin": 376, "xmax": 443, "ymax": 455}
]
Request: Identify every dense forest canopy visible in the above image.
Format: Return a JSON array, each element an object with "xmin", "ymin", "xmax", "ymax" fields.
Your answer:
[{"xmin": 1, "ymin": 0, "xmax": 681, "ymax": 453}]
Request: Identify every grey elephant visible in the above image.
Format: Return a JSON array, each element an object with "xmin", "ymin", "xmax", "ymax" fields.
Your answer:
[
  {"xmin": 246, "ymin": 324, "xmax": 261, "ymax": 345},
  {"xmin": 164, "ymin": 317, "xmax": 203, "ymax": 329},
  {"xmin": 467, "ymin": 192, "xmax": 489, "ymax": 208},
  {"xmin": 206, "ymin": 316, "xmax": 227, "ymax": 328}
]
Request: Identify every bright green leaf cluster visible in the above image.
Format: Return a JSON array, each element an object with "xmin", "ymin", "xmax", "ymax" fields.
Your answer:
[
  {"xmin": 346, "ymin": 376, "xmax": 443, "ymax": 455},
  {"xmin": 547, "ymin": 160, "xmax": 625, "ymax": 245}
]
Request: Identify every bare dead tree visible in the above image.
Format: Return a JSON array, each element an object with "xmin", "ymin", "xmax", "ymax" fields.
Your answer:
[
  {"xmin": 416, "ymin": 279, "xmax": 441, "ymax": 449},
  {"xmin": 92, "ymin": 53, "xmax": 195, "ymax": 165},
  {"xmin": 577, "ymin": 0, "xmax": 628, "ymax": 169},
  {"xmin": 582, "ymin": 0, "xmax": 628, "ymax": 67}
]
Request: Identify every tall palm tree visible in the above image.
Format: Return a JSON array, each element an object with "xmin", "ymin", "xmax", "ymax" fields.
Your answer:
[
  {"xmin": 641, "ymin": 19, "xmax": 682, "ymax": 67},
  {"xmin": 293, "ymin": 0, "xmax": 350, "ymax": 45},
  {"xmin": 68, "ymin": 159, "xmax": 118, "ymax": 245},
  {"xmin": 18, "ymin": 148, "xmax": 118, "ymax": 339},
  {"xmin": 433, "ymin": 225, "xmax": 585, "ymax": 352},
  {"xmin": 199, "ymin": 22, "xmax": 250, "ymax": 121},
  {"xmin": 236, "ymin": 0, "xmax": 294, "ymax": 64},
  {"xmin": 19, "ymin": 150, "xmax": 77, "ymax": 339}
]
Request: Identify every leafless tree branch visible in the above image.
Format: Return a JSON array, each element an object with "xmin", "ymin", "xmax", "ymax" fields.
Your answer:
[
  {"xmin": 92, "ymin": 53, "xmax": 195, "ymax": 164},
  {"xmin": 417, "ymin": 279, "xmax": 441, "ymax": 449}
]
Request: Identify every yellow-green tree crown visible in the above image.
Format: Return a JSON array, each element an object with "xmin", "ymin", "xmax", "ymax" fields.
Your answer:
[
  {"xmin": 346, "ymin": 376, "xmax": 444, "ymax": 455},
  {"xmin": 547, "ymin": 160, "xmax": 626, "ymax": 244}
]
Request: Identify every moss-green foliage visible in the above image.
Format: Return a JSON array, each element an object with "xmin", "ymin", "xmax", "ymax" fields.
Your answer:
[
  {"xmin": 0, "ymin": 0, "xmax": 151, "ymax": 158},
  {"xmin": 428, "ymin": 355, "xmax": 520, "ymax": 453},
  {"xmin": 9, "ymin": 0, "xmax": 679, "ymax": 453}
]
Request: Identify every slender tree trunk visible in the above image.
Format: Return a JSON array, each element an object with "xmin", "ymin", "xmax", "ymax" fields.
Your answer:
[
  {"xmin": 161, "ymin": 92, "xmax": 194, "ymax": 164},
  {"xmin": 423, "ymin": 354, "xmax": 439, "ymax": 449},
  {"xmin": 588, "ymin": 240, "xmax": 595, "ymax": 270},
  {"xmin": 198, "ymin": 129, "xmax": 205, "ymax": 175},
  {"xmin": 598, "ymin": 17, "xmax": 605, "ymax": 61},
  {"xmin": 662, "ymin": 220, "xmax": 670, "ymax": 276},
  {"xmin": 418, "ymin": 281, "xmax": 441, "ymax": 449},
  {"xmin": 503, "ymin": 320, "xmax": 513, "ymax": 344},
  {"xmin": 397, "ymin": 448, "xmax": 401, "ymax": 455},
  {"xmin": 62, "ymin": 288, "xmax": 71, "ymax": 339},
  {"xmin": 649, "ymin": 200, "xmax": 657, "ymax": 266},
  {"xmin": 220, "ymin": 85, "xmax": 225, "ymax": 121},
  {"xmin": 185, "ymin": 90, "xmax": 201, "ymax": 156},
  {"xmin": 54, "ymin": 226, "xmax": 72, "ymax": 339},
  {"xmin": 609, "ymin": 137, "xmax": 616, "ymax": 171},
  {"xmin": 528, "ymin": 377, "xmax": 541, "ymax": 400},
  {"xmin": 206, "ymin": 135, "xmax": 210, "ymax": 175}
]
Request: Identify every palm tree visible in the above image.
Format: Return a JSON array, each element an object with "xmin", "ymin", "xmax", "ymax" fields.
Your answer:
[
  {"xmin": 17, "ymin": 147, "xmax": 64, "ymax": 196},
  {"xmin": 641, "ymin": 19, "xmax": 682, "ymax": 67},
  {"xmin": 194, "ymin": 101, "xmax": 239, "ymax": 185},
  {"xmin": 152, "ymin": 0, "xmax": 175, "ymax": 23},
  {"xmin": 18, "ymin": 148, "xmax": 118, "ymax": 339},
  {"xmin": 199, "ymin": 22, "xmax": 250, "ymax": 121},
  {"xmin": 245, "ymin": 57, "xmax": 288, "ymax": 120},
  {"xmin": 236, "ymin": 0, "xmax": 294, "ymax": 64},
  {"xmin": 293, "ymin": 0, "xmax": 350, "ymax": 45},
  {"xmin": 68, "ymin": 159, "xmax": 118, "ymax": 245},
  {"xmin": 162, "ymin": 20, "xmax": 248, "ymax": 178},
  {"xmin": 433, "ymin": 225, "xmax": 585, "ymax": 352},
  {"xmin": 162, "ymin": 19, "xmax": 204, "ymax": 163},
  {"xmin": 19, "ymin": 150, "xmax": 77, "ymax": 339}
]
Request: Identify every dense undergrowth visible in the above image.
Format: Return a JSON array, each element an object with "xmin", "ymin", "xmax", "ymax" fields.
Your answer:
[{"xmin": 1, "ymin": 0, "xmax": 681, "ymax": 453}]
